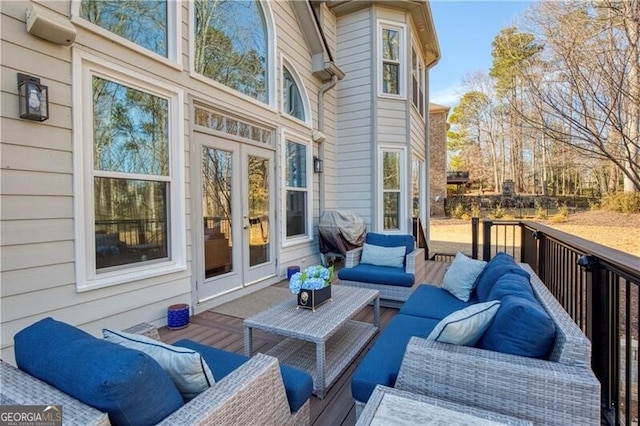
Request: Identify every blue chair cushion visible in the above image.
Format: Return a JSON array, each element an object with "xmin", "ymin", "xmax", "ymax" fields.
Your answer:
[
  {"xmin": 365, "ymin": 233, "xmax": 415, "ymax": 256},
  {"xmin": 478, "ymin": 295, "xmax": 556, "ymax": 359},
  {"xmin": 338, "ymin": 263, "xmax": 415, "ymax": 287},
  {"xmin": 174, "ymin": 339, "xmax": 312, "ymax": 413},
  {"xmin": 474, "ymin": 252, "xmax": 530, "ymax": 302},
  {"xmin": 399, "ymin": 284, "xmax": 477, "ymax": 320},
  {"xmin": 351, "ymin": 314, "xmax": 439, "ymax": 403},
  {"xmin": 487, "ymin": 272, "xmax": 535, "ymax": 303},
  {"xmin": 14, "ymin": 317, "xmax": 184, "ymax": 426}
]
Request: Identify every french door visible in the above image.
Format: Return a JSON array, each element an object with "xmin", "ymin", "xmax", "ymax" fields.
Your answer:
[{"xmin": 195, "ymin": 132, "xmax": 275, "ymax": 302}]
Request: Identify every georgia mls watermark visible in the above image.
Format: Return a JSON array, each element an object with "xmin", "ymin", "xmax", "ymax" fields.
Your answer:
[{"xmin": 0, "ymin": 405, "xmax": 62, "ymax": 426}]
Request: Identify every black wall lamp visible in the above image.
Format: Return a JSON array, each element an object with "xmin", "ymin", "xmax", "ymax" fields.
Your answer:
[
  {"xmin": 313, "ymin": 157, "xmax": 323, "ymax": 173},
  {"xmin": 18, "ymin": 73, "xmax": 49, "ymax": 122}
]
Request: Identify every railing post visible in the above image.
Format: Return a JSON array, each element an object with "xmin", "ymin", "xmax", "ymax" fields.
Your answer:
[
  {"xmin": 482, "ymin": 219, "xmax": 493, "ymax": 261},
  {"xmin": 471, "ymin": 218, "xmax": 479, "ymax": 259},
  {"xmin": 579, "ymin": 255, "xmax": 613, "ymax": 423}
]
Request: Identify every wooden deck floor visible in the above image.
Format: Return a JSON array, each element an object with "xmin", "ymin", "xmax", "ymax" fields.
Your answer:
[{"xmin": 158, "ymin": 260, "xmax": 450, "ymax": 426}]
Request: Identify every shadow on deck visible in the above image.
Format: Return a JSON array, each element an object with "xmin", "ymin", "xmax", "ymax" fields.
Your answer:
[{"xmin": 158, "ymin": 260, "xmax": 450, "ymax": 426}]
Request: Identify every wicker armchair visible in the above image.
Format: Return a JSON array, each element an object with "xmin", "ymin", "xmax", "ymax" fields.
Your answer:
[
  {"xmin": 1, "ymin": 323, "xmax": 310, "ymax": 426},
  {"xmin": 391, "ymin": 264, "xmax": 601, "ymax": 425}
]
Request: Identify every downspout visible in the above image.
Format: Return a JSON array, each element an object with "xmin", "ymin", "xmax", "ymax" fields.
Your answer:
[{"xmin": 318, "ymin": 75, "xmax": 339, "ymax": 216}]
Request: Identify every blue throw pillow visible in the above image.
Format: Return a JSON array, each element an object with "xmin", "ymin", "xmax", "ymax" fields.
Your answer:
[
  {"xmin": 360, "ymin": 243, "xmax": 405, "ymax": 268},
  {"xmin": 365, "ymin": 233, "xmax": 415, "ymax": 256},
  {"xmin": 15, "ymin": 318, "xmax": 184, "ymax": 426},
  {"xmin": 474, "ymin": 252, "xmax": 530, "ymax": 302},
  {"xmin": 479, "ymin": 296, "xmax": 556, "ymax": 359},
  {"xmin": 427, "ymin": 300, "xmax": 501, "ymax": 346},
  {"xmin": 441, "ymin": 252, "xmax": 487, "ymax": 302}
]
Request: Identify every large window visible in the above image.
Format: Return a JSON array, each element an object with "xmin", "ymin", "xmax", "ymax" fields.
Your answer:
[
  {"xmin": 284, "ymin": 139, "xmax": 310, "ymax": 241},
  {"xmin": 412, "ymin": 157, "xmax": 425, "ymax": 219},
  {"xmin": 74, "ymin": 52, "xmax": 184, "ymax": 290},
  {"xmin": 194, "ymin": 0, "xmax": 268, "ymax": 103},
  {"xmin": 412, "ymin": 47, "xmax": 426, "ymax": 116},
  {"xmin": 381, "ymin": 149, "xmax": 404, "ymax": 231},
  {"xmin": 283, "ymin": 67, "xmax": 305, "ymax": 121},
  {"xmin": 78, "ymin": 0, "xmax": 175, "ymax": 59},
  {"xmin": 379, "ymin": 22, "xmax": 404, "ymax": 96}
]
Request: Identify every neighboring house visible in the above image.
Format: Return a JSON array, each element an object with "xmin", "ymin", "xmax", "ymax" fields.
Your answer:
[
  {"xmin": 429, "ymin": 102, "xmax": 450, "ymax": 217},
  {"xmin": 0, "ymin": 0, "xmax": 439, "ymax": 363}
]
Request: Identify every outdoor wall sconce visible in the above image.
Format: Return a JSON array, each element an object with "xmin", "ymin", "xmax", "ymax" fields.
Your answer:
[
  {"xmin": 18, "ymin": 73, "xmax": 49, "ymax": 122},
  {"xmin": 313, "ymin": 157, "xmax": 324, "ymax": 173}
]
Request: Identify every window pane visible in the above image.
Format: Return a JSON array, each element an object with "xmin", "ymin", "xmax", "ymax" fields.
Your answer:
[
  {"xmin": 283, "ymin": 68, "xmax": 305, "ymax": 120},
  {"xmin": 286, "ymin": 190, "xmax": 307, "ymax": 237},
  {"xmin": 194, "ymin": 0, "xmax": 267, "ymax": 103},
  {"xmin": 383, "ymin": 63, "xmax": 399, "ymax": 95},
  {"xmin": 92, "ymin": 76, "xmax": 169, "ymax": 176},
  {"xmin": 383, "ymin": 151, "xmax": 400, "ymax": 189},
  {"xmin": 202, "ymin": 147, "xmax": 233, "ymax": 277},
  {"xmin": 412, "ymin": 159, "xmax": 421, "ymax": 218},
  {"xmin": 382, "ymin": 28, "xmax": 399, "ymax": 61},
  {"xmin": 285, "ymin": 141, "xmax": 307, "ymax": 188},
  {"xmin": 80, "ymin": 1, "xmax": 167, "ymax": 56},
  {"xmin": 248, "ymin": 156, "xmax": 270, "ymax": 266},
  {"xmin": 94, "ymin": 178, "xmax": 168, "ymax": 269},
  {"xmin": 383, "ymin": 192, "xmax": 400, "ymax": 230}
]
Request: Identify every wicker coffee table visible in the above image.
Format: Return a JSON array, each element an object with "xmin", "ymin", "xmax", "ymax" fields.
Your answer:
[{"xmin": 244, "ymin": 286, "xmax": 380, "ymax": 398}]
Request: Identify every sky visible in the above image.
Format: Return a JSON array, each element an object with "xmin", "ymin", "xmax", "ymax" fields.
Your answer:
[{"xmin": 429, "ymin": 0, "xmax": 534, "ymax": 109}]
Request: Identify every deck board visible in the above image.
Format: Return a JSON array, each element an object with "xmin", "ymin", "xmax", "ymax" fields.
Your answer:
[{"xmin": 158, "ymin": 259, "xmax": 448, "ymax": 425}]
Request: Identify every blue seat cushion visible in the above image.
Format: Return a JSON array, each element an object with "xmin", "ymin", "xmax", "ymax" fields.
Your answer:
[
  {"xmin": 338, "ymin": 263, "xmax": 415, "ymax": 287},
  {"xmin": 474, "ymin": 252, "xmax": 530, "ymax": 302},
  {"xmin": 351, "ymin": 314, "xmax": 439, "ymax": 403},
  {"xmin": 478, "ymin": 295, "xmax": 556, "ymax": 359},
  {"xmin": 365, "ymin": 233, "xmax": 415, "ymax": 256},
  {"xmin": 14, "ymin": 317, "xmax": 184, "ymax": 426},
  {"xmin": 174, "ymin": 339, "xmax": 312, "ymax": 413},
  {"xmin": 399, "ymin": 284, "xmax": 477, "ymax": 320},
  {"xmin": 487, "ymin": 272, "xmax": 535, "ymax": 303}
]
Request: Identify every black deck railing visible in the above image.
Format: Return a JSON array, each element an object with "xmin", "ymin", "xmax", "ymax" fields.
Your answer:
[{"xmin": 471, "ymin": 218, "xmax": 640, "ymax": 425}]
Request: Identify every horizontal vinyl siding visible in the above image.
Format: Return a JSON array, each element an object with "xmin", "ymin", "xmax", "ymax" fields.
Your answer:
[
  {"xmin": 336, "ymin": 7, "xmax": 373, "ymax": 226},
  {"xmin": 377, "ymin": 100, "xmax": 407, "ymax": 144},
  {"xmin": 410, "ymin": 107, "xmax": 427, "ymax": 159}
]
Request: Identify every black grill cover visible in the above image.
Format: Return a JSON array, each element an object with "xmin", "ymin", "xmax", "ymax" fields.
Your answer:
[{"xmin": 318, "ymin": 210, "xmax": 366, "ymax": 256}]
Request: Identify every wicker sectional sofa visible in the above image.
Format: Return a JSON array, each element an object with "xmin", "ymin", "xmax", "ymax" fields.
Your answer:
[
  {"xmin": 1, "ymin": 321, "xmax": 312, "ymax": 425},
  {"xmin": 352, "ymin": 254, "xmax": 601, "ymax": 425}
]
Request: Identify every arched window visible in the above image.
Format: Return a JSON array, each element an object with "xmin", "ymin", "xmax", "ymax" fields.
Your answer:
[
  {"xmin": 194, "ymin": 0, "xmax": 268, "ymax": 103},
  {"xmin": 283, "ymin": 67, "xmax": 305, "ymax": 121}
]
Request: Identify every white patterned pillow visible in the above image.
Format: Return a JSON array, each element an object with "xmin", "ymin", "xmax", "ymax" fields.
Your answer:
[
  {"xmin": 360, "ymin": 243, "xmax": 405, "ymax": 268},
  {"xmin": 441, "ymin": 252, "xmax": 487, "ymax": 302},
  {"xmin": 427, "ymin": 301, "xmax": 501, "ymax": 346},
  {"xmin": 103, "ymin": 329, "xmax": 214, "ymax": 401}
]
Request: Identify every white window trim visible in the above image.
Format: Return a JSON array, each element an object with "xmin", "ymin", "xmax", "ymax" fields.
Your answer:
[
  {"xmin": 377, "ymin": 146, "xmax": 407, "ymax": 233},
  {"xmin": 72, "ymin": 50, "xmax": 186, "ymax": 292},
  {"xmin": 188, "ymin": 0, "xmax": 277, "ymax": 108},
  {"xmin": 70, "ymin": 0, "xmax": 182, "ymax": 70},
  {"xmin": 280, "ymin": 56, "xmax": 312, "ymax": 126},
  {"xmin": 281, "ymin": 130, "xmax": 313, "ymax": 247},
  {"xmin": 377, "ymin": 20, "xmax": 406, "ymax": 99}
]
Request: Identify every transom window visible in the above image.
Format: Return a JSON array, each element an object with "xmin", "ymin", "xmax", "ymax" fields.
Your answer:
[
  {"xmin": 79, "ymin": 0, "xmax": 169, "ymax": 57},
  {"xmin": 284, "ymin": 139, "xmax": 311, "ymax": 241},
  {"xmin": 380, "ymin": 23, "xmax": 404, "ymax": 96},
  {"xmin": 283, "ymin": 67, "xmax": 305, "ymax": 121},
  {"xmin": 194, "ymin": 0, "xmax": 268, "ymax": 103}
]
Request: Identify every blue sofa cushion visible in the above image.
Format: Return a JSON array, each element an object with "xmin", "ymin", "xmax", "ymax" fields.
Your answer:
[
  {"xmin": 474, "ymin": 252, "xmax": 530, "ymax": 302},
  {"xmin": 14, "ymin": 317, "xmax": 184, "ymax": 426},
  {"xmin": 478, "ymin": 295, "xmax": 556, "ymax": 359},
  {"xmin": 351, "ymin": 314, "xmax": 439, "ymax": 403},
  {"xmin": 174, "ymin": 339, "xmax": 312, "ymax": 413},
  {"xmin": 487, "ymin": 272, "xmax": 535, "ymax": 303},
  {"xmin": 365, "ymin": 233, "xmax": 415, "ymax": 257},
  {"xmin": 338, "ymin": 263, "xmax": 415, "ymax": 287},
  {"xmin": 399, "ymin": 284, "xmax": 477, "ymax": 320}
]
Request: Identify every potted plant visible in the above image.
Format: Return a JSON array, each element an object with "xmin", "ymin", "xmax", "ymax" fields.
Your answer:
[{"xmin": 289, "ymin": 265, "xmax": 334, "ymax": 311}]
